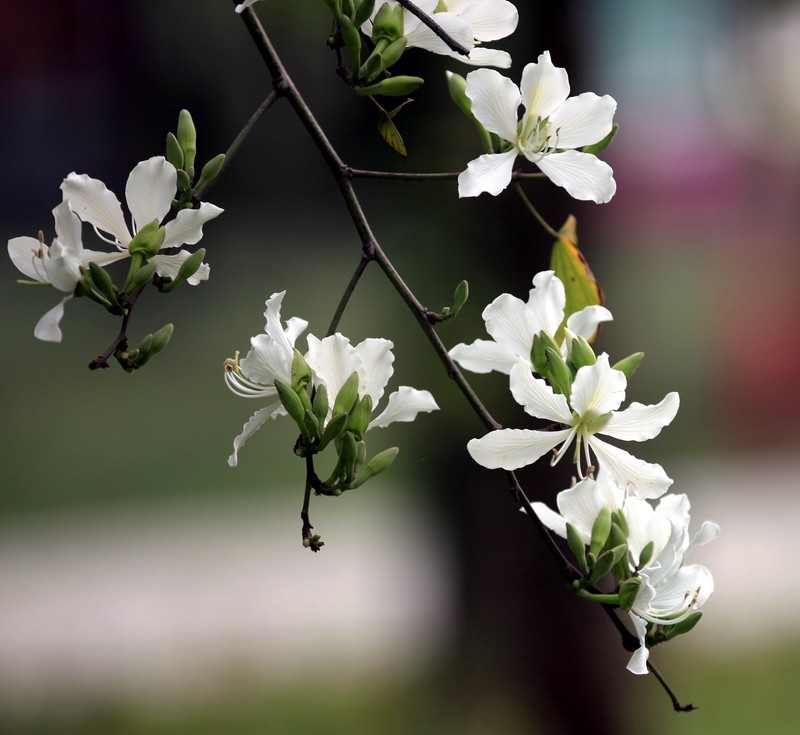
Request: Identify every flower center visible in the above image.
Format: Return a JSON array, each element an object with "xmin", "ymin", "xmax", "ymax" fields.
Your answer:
[{"xmin": 517, "ymin": 116, "xmax": 560, "ymax": 161}]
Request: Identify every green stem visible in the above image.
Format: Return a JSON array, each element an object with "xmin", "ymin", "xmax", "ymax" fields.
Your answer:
[{"xmin": 514, "ymin": 182, "xmax": 561, "ymax": 239}]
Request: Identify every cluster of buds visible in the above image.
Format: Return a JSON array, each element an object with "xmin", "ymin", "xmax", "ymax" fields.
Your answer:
[{"xmin": 451, "ymin": 270, "xmax": 719, "ymax": 673}]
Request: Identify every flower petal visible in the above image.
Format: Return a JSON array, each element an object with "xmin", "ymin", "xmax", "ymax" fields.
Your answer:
[
  {"xmin": 600, "ymin": 392, "xmax": 679, "ymax": 441},
  {"xmin": 61, "ymin": 173, "xmax": 131, "ymax": 244},
  {"xmin": 526, "ymin": 270, "xmax": 566, "ymax": 337},
  {"xmin": 555, "ymin": 476, "xmax": 616, "ymax": 543},
  {"xmin": 535, "ymin": 150, "xmax": 617, "ymax": 203},
  {"xmin": 305, "ymin": 333, "xmax": 361, "ymax": 404},
  {"xmin": 530, "ymin": 501, "xmax": 568, "ymax": 538},
  {"xmin": 454, "ymin": 47, "xmax": 512, "ymax": 69},
  {"xmin": 520, "ymin": 51, "xmax": 570, "ymax": 120},
  {"xmin": 458, "ymin": 150, "xmax": 518, "ymax": 197},
  {"xmin": 369, "ymin": 386, "xmax": 439, "ymax": 429},
  {"xmin": 626, "ymin": 613, "xmax": 650, "ymax": 675},
  {"xmin": 565, "ymin": 305, "xmax": 613, "ymax": 342},
  {"xmin": 465, "ymin": 68, "xmax": 520, "ymax": 142},
  {"xmin": 125, "ymin": 157, "xmax": 176, "ymax": 232},
  {"xmin": 34, "ymin": 295, "xmax": 72, "ymax": 342},
  {"xmin": 161, "ymin": 202, "xmax": 223, "ymax": 249},
  {"xmin": 482, "ymin": 292, "xmax": 537, "ymax": 359},
  {"xmin": 148, "ymin": 250, "xmax": 210, "ymax": 285},
  {"xmin": 447, "ymin": 0, "xmax": 519, "ymax": 41},
  {"xmin": 8, "ymin": 236, "xmax": 46, "ymax": 281},
  {"xmin": 46, "ymin": 240, "xmax": 81, "ymax": 292},
  {"xmin": 228, "ymin": 401, "xmax": 284, "ymax": 467},
  {"xmin": 588, "ymin": 437, "xmax": 673, "ymax": 499},
  {"xmin": 547, "ymin": 93, "xmax": 617, "ymax": 149},
  {"xmin": 467, "ymin": 427, "xmax": 570, "ymax": 470},
  {"xmin": 509, "ymin": 361, "xmax": 572, "ymax": 423},
  {"xmin": 405, "ymin": 11, "xmax": 473, "ymax": 54},
  {"xmin": 52, "ymin": 201, "xmax": 83, "ymax": 257},
  {"xmin": 354, "ymin": 338, "xmax": 395, "ymax": 405},
  {"xmin": 570, "ymin": 354, "xmax": 627, "ymax": 419},
  {"xmin": 450, "ymin": 338, "xmax": 520, "ymax": 374}
]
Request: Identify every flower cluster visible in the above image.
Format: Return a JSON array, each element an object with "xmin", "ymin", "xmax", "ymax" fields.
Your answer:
[
  {"xmin": 224, "ymin": 291, "xmax": 439, "ymax": 486},
  {"xmin": 451, "ymin": 271, "xmax": 718, "ymax": 673}
]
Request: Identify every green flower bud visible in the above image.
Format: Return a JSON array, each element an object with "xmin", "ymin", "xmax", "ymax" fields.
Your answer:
[
  {"xmin": 274, "ymin": 379, "xmax": 309, "ymax": 434},
  {"xmin": 194, "ymin": 154, "xmax": 225, "ymax": 195},
  {"xmin": 312, "ymin": 384, "xmax": 329, "ymax": 426},
  {"xmin": 355, "ymin": 75, "xmax": 424, "ymax": 97},
  {"xmin": 165, "ymin": 132, "xmax": 184, "ymax": 170},
  {"xmin": 124, "ymin": 261, "xmax": 158, "ymax": 295},
  {"xmin": 341, "ymin": 0, "xmax": 355, "ymax": 18},
  {"xmin": 355, "ymin": 439, "xmax": 367, "ymax": 472},
  {"xmin": 88, "ymin": 261, "xmax": 118, "ymax": 306},
  {"xmin": 148, "ymin": 323, "xmax": 174, "ymax": 355},
  {"xmin": 339, "ymin": 15, "xmax": 362, "ymax": 67},
  {"xmin": 176, "ymin": 109, "xmax": 197, "ymax": 178},
  {"xmin": 176, "ymin": 168, "xmax": 192, "ymax": 192},
  {"xmin": 545, "ymin": 346, "xmax": 572, "ymax": 398},
  {"xmin": 378, "ymin": 37, "xmax": 407, "ymax": 72},
  {"xmin": 566, "ymin": 522, "xmax": 588, "ymax": 575},
  {"xmin": 291, "ymin": 349, "xmax": 312, "ymax": 392},
  {"xmin": 531, "ymin": 331, "xmax": 560, "ymax": 375},
  {"xmin": 371, "ymin": 2, "xmax": 404, "ymax": 44},
  {"xmin": 637, "ymin": 540, "xmax": 655, "ymax": 569},
  {"xmin": 610, "ymin": 543, "xmax": 628, "ymax": 566},
  {"xmin": 446, "ymin": 70, "xmax": 493, "ymax": 154},
  {"xmin": 127, "ymin": 219, "xmax": 165, "ymax": 259},
  {"xmin": 569, "ymin": 335, "xmax": 596, "ymax": 370},
  {"xmin": 345, "ymin": 393, "xmax": 373, "ymax": 441},
  {"xmin": 451, "ymin": 279, "xmax": 469, "ymax": 317},
  {"xmin": 332, "ymin": 372, "xmax": 360, "ymax": 416},
  {"xmin": 663, "ymin": 611, "xmax": 702, "ymax": 640},
  {"xmin": 318, "ymin": 412, "xmax": 348, "ymax": 451},
  {"xmin": 160, "ymin": 248, "xmax": 206, "ymax": 292},
  {"xmin": 612, "ymin": 352, "xmax": 644, "ymax": 380},
  {"xmin": 587, "ymin": 548, "xmax": 616, "ymax": 586},
  {"xmin": 618, "ymin": 576, "xmax": 642, "ymax": 612},
  {"xmin": 340, "ymin": 431, "xmax": 359, "ymax": 482},
  {"xmin": 589, "ymin": 506, "xmax": 612, "ymax": 559},
  {"xmin": 359, "ymin": 50, "xmax": 384, "ymax": 82},
  {"xmin": 303, "ymin": 409, "xmax": 321, "ymax": 443},
  {"xmin": 350, "ymin": 446, "xmax": 399, "ymax": 488},
  {"xmin": 353, "ymin": 0, "xmax": 376, "ymax": 27}
]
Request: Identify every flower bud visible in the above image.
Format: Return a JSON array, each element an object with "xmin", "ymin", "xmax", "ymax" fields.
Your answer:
[
  {"xmin": 165, "ymin": 132, "xmax": 184, "ymax": 170},
  {"xmin": 612, "ymin": 352, "xmax": 644, "ymax": 380},
  {"xmin": 353, "ymin": 0, "xmax": 376, "ymax": 27},
  {"xmin": 532, "ymin": 331, "xmax": 560, "ymax": 375},
  {"xmin": 569, "ymin": 335, "xmax": 596, "ymax": 370},
  {"xmin": 663, "ymin": 611, "xmax": 702, "ymax": 640},
  {"xmin": 176, "ymin": 109, "xmax": 197, "ymax": 179},
  {"xmin": 318, "ymin": 412, "xmax": 348, "ymax": 451},
  {"xmin": 587, "ymin": 548, "xmax": 616, "ymax": 586},
  {"xmin": 303, "ymin": 409, "xmax": 321, "ymax": 443},
  {"xmin": 88, "ymin": 261, "xmax": 118, "ymax": 306},
  {"xmin": 340, "ymin": 430, "xmax": 359, "ymax": 482},
  {"xmin": 148, "ymin": 322, "xmax": 174, "ymax": 356},
  {"xmin": 618, "ymin": 576, "xmax": 642, "ymax": 612},
  {"xmin": 545, "ymin": 346, "xmax": 572, "ymax": 398},
  {"xmin": 161, "ymin": 248, "xmax": 206, "ymax": 292},
  {"xmin": 589, "ymin": 505, "xmax": 612, "ymax": 558},
  {"xmin": 355, "ymin": 75, "xmax": 424, "ymax": 97},
  {"xmin": 274, "ymin": 379, "xmax": 309, "ymax": 434},
  {"xmin": 371, "ymin": 2, "xmax": 404, "ymax": 44},
  {"xmin": 582, "ymin": 123, "xmax": 619, "ymax": 156},
  {"xmin": 128, "ymin": 219, "xmax": 166, "ymax": 259},
  {"xmin": 378, "ymin": 37, "xmax": 407, "ymax": 72},
  {"xmin": 124, "ymin": 261, "xmax": 158, "ymax": 295},
  {"xmin": 194, "ymin": 154, "xmax": 226, "ymax": 195},
  {"xmin": 350, "ymin": 446, "xmax": 399, "ymax": 488},
  {"xmin": 637, "ymin": 540, "xmax": 655, "ymax": 569},
  {"xmin": 312, "ymin": 384, "xmax": 329, "ymax": 426},
  {"xmin": 345, "ymin": 394, "xmax": 373, "ymax": 441},
  {"xmin": 339, "ymin": 15, "xmax": 362, "ymax": 67},
  {"xmin": 566, "ymin": 521, "xmax": 588, "ymax": 574},
  {"xmin": 332, "ymin": 371, "xmax": 360, "ymax": 416},
  {"xmin": 451, "ymin": 279, "xmax": 469, "ymax": 318},
  {"xmin": 291, "ymin": 349, "xmax": 312, "ymax": 392}
]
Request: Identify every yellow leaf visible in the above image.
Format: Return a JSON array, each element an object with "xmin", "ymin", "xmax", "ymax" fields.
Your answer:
[
  {"xmin": 549, "ymin": 215, "xmax": 604, "ymax": 343},
  {"xmin": 377, "ymin": 115, "xmax": 407, "ymax": 158}
]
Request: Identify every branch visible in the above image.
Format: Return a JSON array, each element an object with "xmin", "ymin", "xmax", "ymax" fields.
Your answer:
[
  {"xmin": 394, "ymin": 0, "xmax": 472, "ymax": 57},
  {"xmin": 88, "ymin": 285, "xmax": 145, "ymax": 370},
  {"xmin": 344, "ymin": 168, "xmax": 547, "ymax": 182}
]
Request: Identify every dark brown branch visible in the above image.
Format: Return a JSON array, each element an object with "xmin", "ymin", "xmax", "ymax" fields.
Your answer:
[{"xmin": 395, "ymin": 0, "xmax": 472, "ymax": 57}]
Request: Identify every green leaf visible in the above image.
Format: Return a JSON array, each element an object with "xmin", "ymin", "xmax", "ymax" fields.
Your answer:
[
  {"xmin": 377, "ymin": 115, "xmax": 407, "ymax": 158},
  {"xmin": 549, "ymin": 216, "xmax": 603, "ymax": 344},
  {"xmin": 582, "ymin": 123, "xmax": 619, "ymax": 155}
]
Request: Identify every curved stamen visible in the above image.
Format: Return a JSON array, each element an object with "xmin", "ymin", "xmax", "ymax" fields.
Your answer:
[{"xmin": 92, "ymin": 225, "xmax": 124, "ymax": 249}]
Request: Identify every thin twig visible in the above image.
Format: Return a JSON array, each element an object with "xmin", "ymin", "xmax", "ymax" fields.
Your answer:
[
  {"xmin": 326, "ymin": 250, "xmax": 374, "ymax": 336},
  {"xmin": 88, "ymin": 285, "xmax": 145, "ymax": 370},
  {"xmin": 394, "ymin": 0, "xmax": 472, "ymax": 57},
  {"xmin": 344, "ymin": 168, "xmax": 547, "ymax": 182},
  {"xmin": 514, "ymin": 182, "xmax": 562, "ymax": 239},
  {"xmin": 648, "ymin": 662, "xmax": 697, "ymax": 712}
]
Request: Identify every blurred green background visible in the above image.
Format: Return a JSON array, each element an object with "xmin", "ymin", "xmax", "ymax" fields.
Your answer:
[{"xmin": 2, "ymin": 0, "xmax": 800, "ymax": 733}]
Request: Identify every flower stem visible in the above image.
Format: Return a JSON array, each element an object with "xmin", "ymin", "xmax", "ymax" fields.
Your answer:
[{"xmin": 514, "ymin": 182, "xmax": 562, "ymax": 239}]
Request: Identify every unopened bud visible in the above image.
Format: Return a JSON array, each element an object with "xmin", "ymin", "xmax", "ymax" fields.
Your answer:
[
  {"xmin": 569, "ymin": 335, "xmax": 596, "ymax": 370},
  {"xmin": 128, "ymin": 220, "xmax": 165, "ymax": 259},
  {"xmin": 312, "ymin": 384, "xmax": 329, "ymax": 425},
  {"xmin": 371, "ymin": 2, "xmax": 404, "ymax": 44},
  {"xmin": 350, "ymin": 446, "xmax": 399, "ymax": 488},
  {"xmin": 356, "ymin": 75, "xmax": 424, "ymax": 97},
  {"xmin": 545, "ymin": 346, "xmax": 572, "ymax": 398},
  {"xmin": 353, "ymin": 0, "xmax": 376, "ymax": 27},
  {"xmin": 451, "ymin": 280, "xmax": 469, "ymax": 317},
  {"xmin": 165, "ymin": 132, "xmax": 184, "ymax": 170},
  {"xmin": 274, "ymin": 379, "xmax": 308, "ymax": 433},
  {"xmin": 88, "ymin": 261, "xmax": 118, "ymax": 306},
  {"xmin": 589, "ymin": 505, "xmax": 612, "ymax": 558},
  {"xmin": 318, "ymin": 412, "xmax": 347, "ymax": 451},
  {"xmin": 176, "ymin": 109, "xmax": 197, "ymax": 178},
  {"xmin": 194, "ymin": 154, "xmax": 226, "ymax": 195},
  {"xmin": 332, "ymin": 372, "xmax": 360, "ymax": 416},
  {"xmin": 291, "ymin": 349, "xmax": 312, "ymax": 392},
  {"xmin": 618, "ymin": 576, "xmax": 642, "ymax": 612},
  {"xmin": 612, "ymin": 352, "xmax": 644, "ymax": 380},
  {"xmin": 587, "ymin": 548, "xmax": 616, "ymax": 586},
  {"xmin": 345, "ymin": 393, "xmax": 373, "ymax": 441},
  {"xmin": 124, "ymin": 261, "xmax": 158, "ymax": 294},
  {"xmin": 340, "ymin": 431, "xmax": 359, "ymax": 482},
  {"xmin": 566, "ymin": 521, "xmax": 588, "ymax": 575},
  {"xmin": 339, "ymin": 15, "xmax": 362, "ymax": 67},
  {"xmin": 664, "ymin": 611, "xmax": 702, "ymax": 640}
]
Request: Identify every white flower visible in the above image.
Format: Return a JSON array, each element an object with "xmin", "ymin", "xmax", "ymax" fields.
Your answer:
[
  {"xmin": 7, "ymin": 201, "xmax": 127, "ymax": 342},
  {"xmin": 625, "ymin": 496, "xmax": 719, "ymax": 674},
  {"xmin": 467, "ymin": 355, "xmax": 679, "ymax": 498},
  {"xmin": 61, "ymin": 156, "xmax": 222, "ymax": 284},
  {"xmin": 305, "ymin": 333, "xmax": 440, "ymax": 429},
  {"xmin": 458, "ymin": 51, "xmax": 617, "ymax": 201},
  {"xmin": 450, "ymin": 270, "xmax": 612, "ymax": 375},
  {"xmin": 364, "ymin": 0, "xmax": 517, "ymax": 68},
  {"xmin": 234, "ymin": 0, "xmax": 259, "ymax": 12},
  {"xmin": 225, "ymin": 291, "xmax": 309, "ymax": 467}
]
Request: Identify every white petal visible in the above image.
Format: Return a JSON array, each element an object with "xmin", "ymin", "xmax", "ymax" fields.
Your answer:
[
  {"xmin": 447, "ymin": 0, "xmax": 519, "ymax": 41},
  {"xmin": 450, "ymin": 338, "xmax": 520, "ymax": 374},
  {"xmin": 600, "ymin": 392, "xmax": 679, "ymax": 442},
  {"xmin": 80, "ymin": 249, "xmax": 130, "ymax": 269},
  {"xmin": 623, "ymin": 495, "xmax": 671, "ymax": 566},
  {"xmin": 686, "ymin": 521, "xmax": 721, "ymax": 557},
  {"xmin": 46, "ymin": 240, "xmax": 82, "ymax": 292},
  {"xmin": 547, "ymin": 93, "xmax": 617, "ymax": 149},
  {"xmin": 305, "ymin": 333, "xmax": 361, "ymax": 403},
  {"xmin": 228, "ymin": 401, "xmax": 284, "ymax": 467},
  {"xmin": 556, "ymin": 476, "xmax": 614, "ymax": 543},
  {"xmin": 530, "ymin": 501, "xmax": 567, "ymax": 538},
  {"xmin": 570, "ymin": 354, "xmax": 627, "ymax": 419},
  {"xmin": 125, "ymin": 157, "xmax": 176, "ymax": 232},
  {"xmin": 520, "ymin": 52, "xmax": 570, "ymax": 120},
  {"xmin": 565, "ymin": 305, "xmax": 613, "ymax": 342},
  {"xmin": 52, "ymin": 201, "xmax": 83, "ymax": 256},
  {"xmin": 588, "ymin": 437, "xmax": 673, "ymax": 500},
  {"xmin": 405, "ymin": 12, "xmax": 473, "ymax": 55},
  {"xmin": 535, "ymin": 150, "xmax": 617, "ymax": 203},
  {"xmin": 148, "ymin": 250, "xmax": 210, "ymax": 285},
  {"xmin": 482, "ymin": 292, "xmax": 537, "ymax": 359},
  {"xmin": 354, "ymin": 338, "xmax": 395, "ymax": 405},
  {"xmin": 526, "ymin": 270, "xmax": 566, "ymax": 337},
  {"xmin": 34, "ymin": 295, "xmax": 72, "ymax": 342},
  {"xmin": 467, "ymin": 427, "xmax": 570, "ymax": 471},
  {"xmin": 465, "ymin": 68, "xmax": 520, "ymax": 142},
  {"xmin": 369, "ymin": 387, "xmax": 439, "ymax": 429},
  {"xmin": 453, "ymin": 47, "xmax": 512, "ymax": 69},
  {"xmin": 626, "ymin": 613, "xmax": 650, "ymax": 675},
  {"xmin": 8, "ymin": 236, "xmax": 47, "ymax": 281},
  {"xmin": 61, "ymin": 173, "xmax": 131, "ymax": 244},
  {"xmin": 458, "ymin": 150, "xmax": 518, "ymax": 197},
  {"xmin": 509, "ymin": 361, "xmax": 572, "ymax": 423},
  {"xmin": 161, "ymin": 202, "xmax": 223, "ymax": 249}
]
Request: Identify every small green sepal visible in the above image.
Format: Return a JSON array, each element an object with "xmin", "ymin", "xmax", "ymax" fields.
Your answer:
[{"xmin": 582, "ymin": 123, "xmax": 619, "ymax": 156}]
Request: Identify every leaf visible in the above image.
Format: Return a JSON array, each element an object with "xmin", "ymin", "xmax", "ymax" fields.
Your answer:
[
  {"xmin": 582, "ymin": 123, "xmax": 619, "ymax": 156},
  {"xmin": 377, "ymin": 114, "xmax": 407, "ymax": 158},
  {"xmin": 549, "ymin": 215, "xmax": 603, "ymax": 344}
]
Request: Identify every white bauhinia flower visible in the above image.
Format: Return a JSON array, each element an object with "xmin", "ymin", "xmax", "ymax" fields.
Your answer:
[
  {"xmin": 450, "ymin": 270, "xmax": 612, "ymax": 375},
  {"xmin": 8, "ymin": 201, "xmax": 128, "ymax": 342},
  {"xmin": 61, "ymin": 156, "xmax": 222, "ymax": 284},
  {"xmin": 625, "ymin": 498, "xmax": 719, "ymax": 674},
  {"xmin": 363, "ymin": 0, "xmax": 516, "ymax": 68},
  {"xmin": 458, "ymin": 51, "xmax": 617, "ymax": 201},
  {"xmin": 224, "ymin": 291, "xmax": 309, "ymax": 467},
  {"xmin": 468, "ymin": 355, "xmax": 679, "ymax": 498},
  {"xmin": 305, "ymin": 333, "xmax": 439, "ymax": 430}
]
